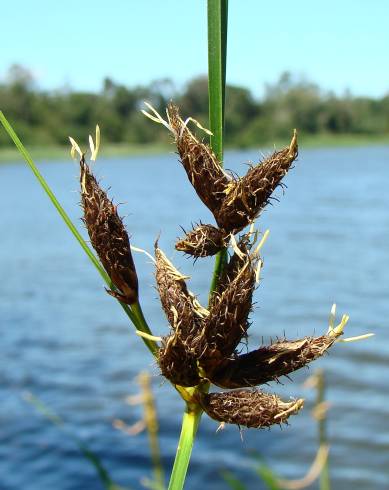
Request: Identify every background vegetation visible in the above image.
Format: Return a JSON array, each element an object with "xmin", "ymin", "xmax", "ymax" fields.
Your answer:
[{"xmin": 1, "ymin": 64, "xmax": 389, "ymax": 150}]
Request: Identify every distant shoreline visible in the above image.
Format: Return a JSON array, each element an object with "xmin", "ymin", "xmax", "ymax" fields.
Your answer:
[{"xmin": 1, "ymin": 134, "xmax": 388, "ymax": 163}]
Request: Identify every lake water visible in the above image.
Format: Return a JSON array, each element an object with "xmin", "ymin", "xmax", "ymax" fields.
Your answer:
[{"xmin": 1, "ymin": 145, "xmax": 389, "ymax": 490}]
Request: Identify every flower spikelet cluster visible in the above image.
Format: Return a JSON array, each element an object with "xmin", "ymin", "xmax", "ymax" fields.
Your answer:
[
  {"xmin": 142, "ymin": 103, "xmax": 365, "ymax": 429},
  {"xmin": 69, "ymin": 113, "xmax": 372, "ymax": 432}
]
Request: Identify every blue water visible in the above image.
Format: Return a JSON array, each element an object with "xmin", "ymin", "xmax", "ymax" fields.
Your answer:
[{"xmin": 1, "ymin": 145, "xmax": 389, "ymax": 489}]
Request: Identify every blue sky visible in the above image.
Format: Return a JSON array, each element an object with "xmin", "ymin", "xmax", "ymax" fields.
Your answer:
[{"xmin": 2, "ymin": 0, "xmax": 388, "ymax": 97}]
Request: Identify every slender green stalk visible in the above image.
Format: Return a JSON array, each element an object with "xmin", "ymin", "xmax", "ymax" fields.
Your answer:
[
  {"xmin": 167, "ymin": 2, "xmax": 228, "ymax": 489},
  {"xmin": 132, "ymin": 301, "xmax": 158, "ymax": 356},
  {"xmin": 0, "ymin": 111, "xmax": 157, "ymax": 355},
  {"xmin": 207, "ymin": 0, "xmax": 227, "ymax": 160},
  {"xmin": 208, "ymin": 0, "xmax": 229, "ymax": 295},
  {"xmin": 317, "ymin": 370, "xmax": 331, "ymax": 490},
  {"xmin": 167, "ymin": 405, "xmax": 202, "ymax": 490}
]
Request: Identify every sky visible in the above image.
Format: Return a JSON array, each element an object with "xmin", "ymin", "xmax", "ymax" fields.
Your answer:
[{"xmin": 1, "ymin": 0, "xmax": 389, "ymax": 98}]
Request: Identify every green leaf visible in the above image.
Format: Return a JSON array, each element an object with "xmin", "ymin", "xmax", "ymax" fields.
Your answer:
[
  {"xmin": 207, "ymin": 0, "xmax": 229, "ymax": 296},
  {"xmin": 254, "ymin": 464, "xmax": 281, "ymax": 490},
  {"xmin": 220, "ymin": 470, "xmax": 248, "ymax": 490},
  {"xmin": 207, "ymin": 0, "xmax": 228, "ymax": 162},
  {"xmin": 24, "ymin": 392, "xmax": 130, "ymax": 490},
  {"xmin": 0, "ymin": 111, "xmax": 157, "ymax": 356}
]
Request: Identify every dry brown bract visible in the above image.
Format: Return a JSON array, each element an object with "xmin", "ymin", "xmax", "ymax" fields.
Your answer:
[{"xmin": 80, "ymin": 156, "xmax": 138, "ymax": 304}]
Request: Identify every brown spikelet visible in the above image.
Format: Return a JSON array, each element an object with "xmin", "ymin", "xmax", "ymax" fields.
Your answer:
[
  {"xmin": 154, "ymin": 246, "xmax": 207, "ymax": 386},
  {"xmin": 167, "ymin": 103, "xmax": 230, "ymax": 215},
  {"xmin": 210, "ymin": 335, "xmax": 337, "ymax": 389},
  {"xmin": 210, "ymin": 233, "xmax": 253, "ymax": 303},
  {"xmin": 154, "ymin": 243, "xmax": 207, "ymax": 340},
  {"xmin": 175, "ymin": 224, "xmax": 228, "ymax": 257},
  {"xmin": 80, "ymin": 156, "xmax": 138, "ymax": 304},
  {"xmin": 214, "ymin": 131, "xmax": 298, "ymax": 232},
  {"xmin": 199, "ymin": 389, "xmax": 304, "ymax": 428},
  {"xmin": 158, "ymin": 335, "xmax": 201, "ymax": 387},
  {"xmin": 196, "ymin": 238, "xmax": 259, "ymax": 374}
]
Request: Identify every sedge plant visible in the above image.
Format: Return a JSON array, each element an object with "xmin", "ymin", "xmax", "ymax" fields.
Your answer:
[{"xmin": 0, "ymin": 1, "xmax": 373, "ymax": 489}]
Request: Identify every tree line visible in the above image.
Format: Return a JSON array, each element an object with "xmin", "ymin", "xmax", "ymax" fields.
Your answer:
[{"xmin": 1, "ymin": 65, "xmax": 388, "ymax": 148}]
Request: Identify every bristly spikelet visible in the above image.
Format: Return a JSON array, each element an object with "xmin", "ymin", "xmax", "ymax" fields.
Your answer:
[
  {"xmin": 214, "ymin": 131, "xmax": 298, "ymax": 233},
  {"xmin": 199, "ymin": 390, "xmax": 304, "ymax": 428},
  {"xmin": 154, "ymin": 243, "xmax": 207, "ymax": 339},
  {"xmin": 175, "ymin": 224, "xmax": 228, "ymax": 257},
  {"xmin": 167, "ymin": 103, "xmax": 230, "ymax": 215},
  {"xmin": 196, "ymin": 235, "xmax": 259, "ymax": 374},
  {"xmin": 158, "ymin": 335, "xmax": 201, "ymax": 387},
  {"xmin": 210, "ymin": 233, "xmax": 253, "ymax": 303},
  {"xmin": 154, "ymin": 245, "xmax": 207, "ymax": 386},
  {"xmin": 80, "ymin": 156, "xmax": 138, "ymax": 304},
  {"xmin": 209, "ymin": 334, "xmax": 338, "ymax": 389}
]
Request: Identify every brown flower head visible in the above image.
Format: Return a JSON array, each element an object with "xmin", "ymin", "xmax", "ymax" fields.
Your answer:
[
  {"xmin": 142, "ymin": 102, "xmax": 230, "ymax": 216},
  {"xmin": 154, "ymin": 243, "xmax": 208, "ymax": 386},
  {"xmin": 154, "ymin": 243, "xmax": 207, "ymax": 337},
  {"xmin": 77, "ymin": 144, "xmax": 138, "ymax": 305},
  {"xmin": 158, "ymin": 334, "xmax": 201, "ymax": 387},
  {"xmin": 209, "ymin": 334, "xmax": 338, "ymax": 389},
  {"xmin": 196, "ymin": 233, "xmax": 262, "ymax": 375},
  {"xmin": 199, "ymin": 389, "xmax": 304, "ymax": 429},
  {"xmin": 214, "ymin": 131, "xmax": 298, "ymax": 233},
  {"xmin": 175, "ymin": 223, "xmax": 228, "ymax": 258}
]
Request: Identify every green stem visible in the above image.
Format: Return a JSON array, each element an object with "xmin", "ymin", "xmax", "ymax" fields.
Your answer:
[
  {"xmin": 209, "ymin": 249, "xmax": 228, "ymax": 297},
  {"xmin": 167, "ymin": 2, "xmax": 228, "ymax": 489},
  {"xmin": 131, "ymin": 301, "xmax": 158, "ymax": 356},
  {"xmin": 208, "ymin": 0, "xmax": 229, "ymax": 296},
  {"xmin": 0, "ymin": 111, "xmax": 157, "ymax": 356},
  {"xmin": 167, "ymin": 405, "xmax": 202, "ymax": 490},
  {"xmin": 207, "ymin": 0, "xmax": 228, "ymax": 160}
]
